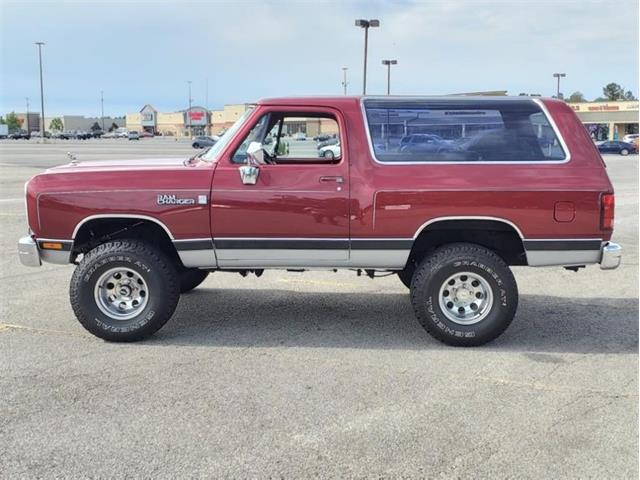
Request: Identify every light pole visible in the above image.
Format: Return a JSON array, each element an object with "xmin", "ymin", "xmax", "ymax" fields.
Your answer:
[
  {"xmin": 341, "ymin": 67, "xmax": 348, "ymax": 95},
  {"xmin": 25, "ymin": 97, "xmax": 29, "ymax": 133},
  {"xmin": 35, "ymin": 42, "xmax": 45, "ymax": 141},
  {"xmin": 553, "ymin": 73, "xmax": 566, "ymax": 99},
  {"xmin": 355, "ymin": 19, "xmax": 379, "ymax": 95},
  {"xmin": 187, "ymin": 80, "xmax": 192, "ymax": 138},
  {"xmin": 381, "ymin": 59, "xmax": 397, "ymax": 95},
  {"xmin": 100, "ymin": 90, "xmax": 105, "ymax": 131}
]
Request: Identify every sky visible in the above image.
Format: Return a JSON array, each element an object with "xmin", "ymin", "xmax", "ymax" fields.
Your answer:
[{"xmin": 1, "ymin": 0, "xmax": 638, "ymax": 117}]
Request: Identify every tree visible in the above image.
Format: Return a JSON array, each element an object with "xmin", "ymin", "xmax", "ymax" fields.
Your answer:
[
  {"xmin": 602, "ymin": 83, "xmax": 625, "ymax": 101},
  {"xmin": 624, "ymin": 90, "xmax": 637, "ymax": 101},
  {"xmin": 90, "ymin": 121, "xmax": 101, "ymax": 131},
  {"xmin": 2, "ymin": 112, "xmax": 22, "ymax": 132},
  {"xmin": 567, "ymin": 91, "xmax": 586, "ymax": 103},
  {"xmin": 49, "ymin": 117, "xmax": 63, "ymax": 132},
  {"xmin": 109, "ymin": 122, "xmax": 118, "ymax": 132}
]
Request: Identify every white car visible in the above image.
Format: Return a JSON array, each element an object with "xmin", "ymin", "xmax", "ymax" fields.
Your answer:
[
  {"xmin": 319, "ymin": 143, "xmax": 340, "ymax": 160},
  {"xmin": 622, "ymin": 133, "xmax": 638, "ymax": 143},
  {"xmin": 293, "ymin": 132, "xmax": 307, "ymax": 141}
]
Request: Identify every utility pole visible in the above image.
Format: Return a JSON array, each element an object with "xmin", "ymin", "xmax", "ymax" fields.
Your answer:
[
  {"xmin": 205, "ymin": 77, "xmax": 209, "ymax": 110},
  {"xmin": 35, "ymin": 42, "xmax": 46, "ymax": 141},
  {"xmin": 553, "ymin": 73, "xmax": 566, "ymax": 99},
  {"xmin": 100, "ymin": 90, "xmax": 105, "ymax": 131},
  {"xmin": 341, "ymin": 67, "xmax": 349, "ymax": 95},
  {"xmin": 381, "ymin": 59, "xmax": 397, "ymax": 95},
  {"xmin": 187, "ymin": 80, "xmax": 192, "ymax": 138},
  {"xmin": 25, "ymin": 97, "xmax": 29, "ymax": 133},
  {"xmin": 355, "ymin": 19, "xmax": 379, "ymax": 95}
]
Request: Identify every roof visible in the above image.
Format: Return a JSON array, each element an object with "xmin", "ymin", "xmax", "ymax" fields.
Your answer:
[{"xmin": 257, "ymin": 95, "xmax": 557, "ymax": 106}]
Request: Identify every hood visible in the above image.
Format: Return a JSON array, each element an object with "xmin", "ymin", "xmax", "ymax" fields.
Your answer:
[{"xmin": 46, "ymin": 157, "xmax": 195, "ymax": 173}]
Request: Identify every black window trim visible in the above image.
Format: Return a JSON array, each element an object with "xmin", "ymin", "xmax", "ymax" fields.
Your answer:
[{"xmin": 360, "ymin": 97, "xmax": 571, "ymax": 165}]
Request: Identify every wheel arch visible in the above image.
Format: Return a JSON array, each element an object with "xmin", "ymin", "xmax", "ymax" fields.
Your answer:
[
  {"xmin": 408, "ymin": 216, "xmax": 527, "ymax": 266},
  {"xmin": 71, "ymin": 214, "xmax": 182, "ymax": 266}
]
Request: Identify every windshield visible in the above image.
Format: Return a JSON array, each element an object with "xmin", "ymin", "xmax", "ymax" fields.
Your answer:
[{"xmin": 201, "ymin": 107, "xmax": 255, "ymax": 161}]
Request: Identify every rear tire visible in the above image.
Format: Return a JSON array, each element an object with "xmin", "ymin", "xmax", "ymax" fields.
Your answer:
[
  {"xmin": 410, "ymin": 243, "xmax": 518, "ymax": 346},
  {"xmin": 620, "ymin": 148, "xmax": 629, "ymax": 156},
  {"xmin": 179, "ymin": 268, "xmax": 209, "ymax": 293},
  {"xmin": 70, "ymin": 239, "xmax": 180, "ymax": 342}
]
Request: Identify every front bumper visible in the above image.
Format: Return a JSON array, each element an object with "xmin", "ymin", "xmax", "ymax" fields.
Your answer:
[
  {"xmin": 600, "ymin": 242, "xmax": 622, "ymax": 270},
  {"xmin": 18, "ymin": 236, "xmax": 41, "ymax": 267}
]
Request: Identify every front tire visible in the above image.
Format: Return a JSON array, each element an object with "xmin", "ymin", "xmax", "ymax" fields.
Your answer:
[
  {"xmin": 410, "ymin": 243, "xmax": 518, "ymax": 346},
  {"xmin": 620, "ymin": 148, "xmax": 629, "ymax": 156},
  {"xmin": 70, "ymin": 239, "xmax": 180, "ymax": 342}
]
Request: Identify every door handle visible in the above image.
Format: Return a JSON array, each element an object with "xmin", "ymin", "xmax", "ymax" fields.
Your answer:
[{"xmin": 319, "ymin": 176, "xmax": 344, "ymax": 184}]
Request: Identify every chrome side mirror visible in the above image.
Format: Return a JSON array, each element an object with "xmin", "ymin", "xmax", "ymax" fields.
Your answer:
[
  {"xmin": 239, "ymin": 141, "xmax": 263, "ymax": 185},
  {"xmin": 239, "ymin": 165, "xmax": 259, "ymax": 185}
]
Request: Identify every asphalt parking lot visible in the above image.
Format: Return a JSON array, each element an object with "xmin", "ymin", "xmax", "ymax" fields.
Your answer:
[{"xmin": 1, "ymin": 138, "xmax": 638, "ymax": 478}]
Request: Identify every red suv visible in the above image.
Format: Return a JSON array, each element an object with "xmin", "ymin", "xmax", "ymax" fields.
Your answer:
[{"xmin": 18, "ymin": 96, "xmax": 621, "ymax": 346}]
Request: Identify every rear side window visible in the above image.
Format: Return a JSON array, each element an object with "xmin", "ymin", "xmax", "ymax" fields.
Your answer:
[{"xmin": 363, "ymin": 100, "xmax": 567, "ymax": 162}]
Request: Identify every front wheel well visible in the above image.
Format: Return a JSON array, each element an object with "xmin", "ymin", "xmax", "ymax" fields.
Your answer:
[
  {"xmin": 72, "ymin": 218, "xmax": 181, "ymax": 266},
  {"xmin": 407, "ymin": 220, "xmax": 527, "ymax": 267}
]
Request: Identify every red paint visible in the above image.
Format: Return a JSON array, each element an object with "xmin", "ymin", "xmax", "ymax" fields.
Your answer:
[{"xmin": 25, "ymin": 96, "xmax": 614, "ymax": 244}]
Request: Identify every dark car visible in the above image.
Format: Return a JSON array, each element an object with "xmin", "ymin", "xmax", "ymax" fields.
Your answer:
[
  {"xmin": 192, "ymin": 136, "xmax": 217, "ymax": 149},
  {"xmin": 9, "ymin": 130, "xmax": 30, "ymax": 140},
  {"xmin": 597, "ymin": 140, "xmax": 637, "ymax": 156}
]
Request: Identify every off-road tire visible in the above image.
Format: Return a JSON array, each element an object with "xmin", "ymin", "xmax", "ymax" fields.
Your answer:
[
  {"xmin": 410, "ymin": 243, "xmax": 518, "ymax": 346},
  {"xmin": 70, "ymin": 239, "xmax": 180, "ymax": 342},
  {"xmin": 179, "ymin": 268, "xmax": 209, "ymax": 293}
]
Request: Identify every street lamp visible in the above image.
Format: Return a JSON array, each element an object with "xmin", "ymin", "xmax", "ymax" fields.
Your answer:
[
  {"xmin": 25, "ymin": 97, "xmax": 29, "ymax": 133},
  {"xmin": 187, "ymin": 80, "xmax": 192, "ymax": 138},
  {"xmin": 341, "ymin": 67, "xmax": 349, "ymax": 95},
  {"xmin": 381, "ymin": 59, "xmax": 397, "ymax": 95},
  {"xmin": 35, "ymin": 42, "xmax": 45, "ymax": 141},
  {"xmin": 553, "ymin": 73, "xmax": 566, "ymax": 99},
  {"xmin": 355, "ymin": 19, "xmax": 379, "ymax": 95},
  {"xmin": 100, "ymin": 90, "xmax": 105, "ymax": 131}
]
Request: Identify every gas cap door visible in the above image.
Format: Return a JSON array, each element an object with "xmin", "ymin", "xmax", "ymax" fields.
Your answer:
[{"xmin": 554, "ymin": 201, "xmax": 575, "ymax": 222}]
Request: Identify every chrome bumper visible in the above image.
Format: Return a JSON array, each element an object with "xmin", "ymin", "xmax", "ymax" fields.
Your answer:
[
  {"xmin": 18, "ymin": 236, "xmax": 41, "ymax": 267},
  {"xmin": 600, "ymin": 242, "xmax": 622, "ymax": 270}
]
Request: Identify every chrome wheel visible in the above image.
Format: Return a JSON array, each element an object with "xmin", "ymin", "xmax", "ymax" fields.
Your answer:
[
  {"xmin": 94, "ymin": 267, "xmax": 149, "ymax": 320},
  {"xmin": 438, "ymin": 271, "xmax": 493, "ymax": 325}
]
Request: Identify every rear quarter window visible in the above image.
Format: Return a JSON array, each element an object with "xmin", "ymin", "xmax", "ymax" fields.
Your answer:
[{"xmin": 363, "ymin": 99, "xmax": 567, "ymax": 163}]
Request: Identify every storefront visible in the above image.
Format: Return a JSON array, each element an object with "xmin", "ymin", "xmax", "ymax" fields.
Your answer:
[
  {"xmin": 570, "ymin": 101, "xmax": 639, "ymax": 141},
  {"xmin": 184, "ymin": 106, "xmax": 210, "ymax": 136}
]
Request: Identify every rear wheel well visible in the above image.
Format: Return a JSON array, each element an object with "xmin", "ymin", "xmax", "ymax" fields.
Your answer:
[
  {"xmin": 72, "ymin": 218, "xmax": 182, "ymax": 266},
  {"xmin": 407, "ymin": 220, "xmax": 527, "ymax": 267}
]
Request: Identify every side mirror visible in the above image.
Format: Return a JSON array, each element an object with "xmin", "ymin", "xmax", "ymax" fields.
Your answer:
[
  {"xmin": 246, "ymin": 141, "xmax": 264, "ymax": 165},
  {"xmin": 239, "ymin": 142, "xmax": 263, "ymax": 185}
]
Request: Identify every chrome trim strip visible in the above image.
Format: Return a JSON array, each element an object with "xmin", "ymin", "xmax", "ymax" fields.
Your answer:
[
  {"xmin": 40, "ymin": 249, "xmax": 72, "ymax": 265},
  {"xmin": 526, "ymin": 250, "xmax": 601, "ymax": 267},
  {"xmin": 359, "ymin": 97, "xmax": 571, "ymax": 165},
  {"xmin": 412, "ymin": 216, "xmax": 525, "ymax": 239},
  {"xmin": 178, "ymin": 249, "xmax": 217, "ymax": 268},
  {"xmin": 71, "ymin": 214, "xmax": 175, "ymax": 240}
]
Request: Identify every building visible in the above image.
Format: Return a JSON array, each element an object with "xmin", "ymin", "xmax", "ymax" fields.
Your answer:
[
  {"xmin": 569, "ymin": 100, "xmax": 638, "ymax": 141},
  {"xmin": 14, "ymin": 112, "xmax": 41, "ymax": 133},
  {"xmin": 126, "ymin": 104, "xmax": 213, "ymax": 136}
]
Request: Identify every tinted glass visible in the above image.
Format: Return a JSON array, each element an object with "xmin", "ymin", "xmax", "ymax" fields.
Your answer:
[{"xmin": 364, "ymin": 100, "xmax": 566, "ymax": 162}]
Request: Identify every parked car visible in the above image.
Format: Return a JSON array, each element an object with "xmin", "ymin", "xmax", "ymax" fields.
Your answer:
[
  {"xmin": 318, "ymin": 143, "xmax": 341, "ymax": 159},
  {"xmin": 115, "ymin": 128, "xmax": 129, "ymax": 138},
  {"xmin": 90, "ymin": 130, "xmax": 104, "ymax": 138},
  {"xmin": 622, "ymin": 133, "xmax": 638, "ymax": 144},
  {"xmin": 399, "ymin": 134, "xmax": 448, "ymax": 153},
  {"xmin": 313, "ymin": 133, "xmax": 332, "ymax": 142},
  {"xmin": 293, "ymin": 132, "xmax": 307, "ymax": 141},
  {"xmin": 8, "ymin": 130, "xmax": 30, "ymax": 139},
  {"xmin": 18, "ymin": 96, "xmax": 621, "ymax": 347},
  {"xmin": 128, "ymin": 131, "xmax": 140, "ymax": 140},
  {"xmin": 101, "ymin": 131, "xmax": 117, "ymax": 139},
  {"xmin": 139, "ymin": 131, "xmax": 154, "ymax": 138},
  {"xmin": 30, "ymin": 131, "xmax": 51, "ymax": 138},
  {"xmin": 72, "ymin": 131, "xmax": 91, "ymax": 140},
  {"xmin": 316, "ymin": 137, "xmax": 339, "ymax": 149},
  {"xmin": 597, "ymin": 140, "xmax": 637, "ymax": 155},
  {"xmin": 192, "ymin": 136, "xmax": 217, "ymax": 149}
]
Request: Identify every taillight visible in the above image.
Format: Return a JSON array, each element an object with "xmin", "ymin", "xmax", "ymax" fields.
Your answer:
[{"xmin": 601, "ymin": 193, "xmax": 615, "ymax": 231}]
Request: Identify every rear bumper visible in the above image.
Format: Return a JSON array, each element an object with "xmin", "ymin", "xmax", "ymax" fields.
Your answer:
[
  {"xmin": 600, "ymin": 242, "xmax": 622, "ymax": 270},
  {"xmin": 18, "ymin": 236, "xmax": 41, "ymax": 267}
]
